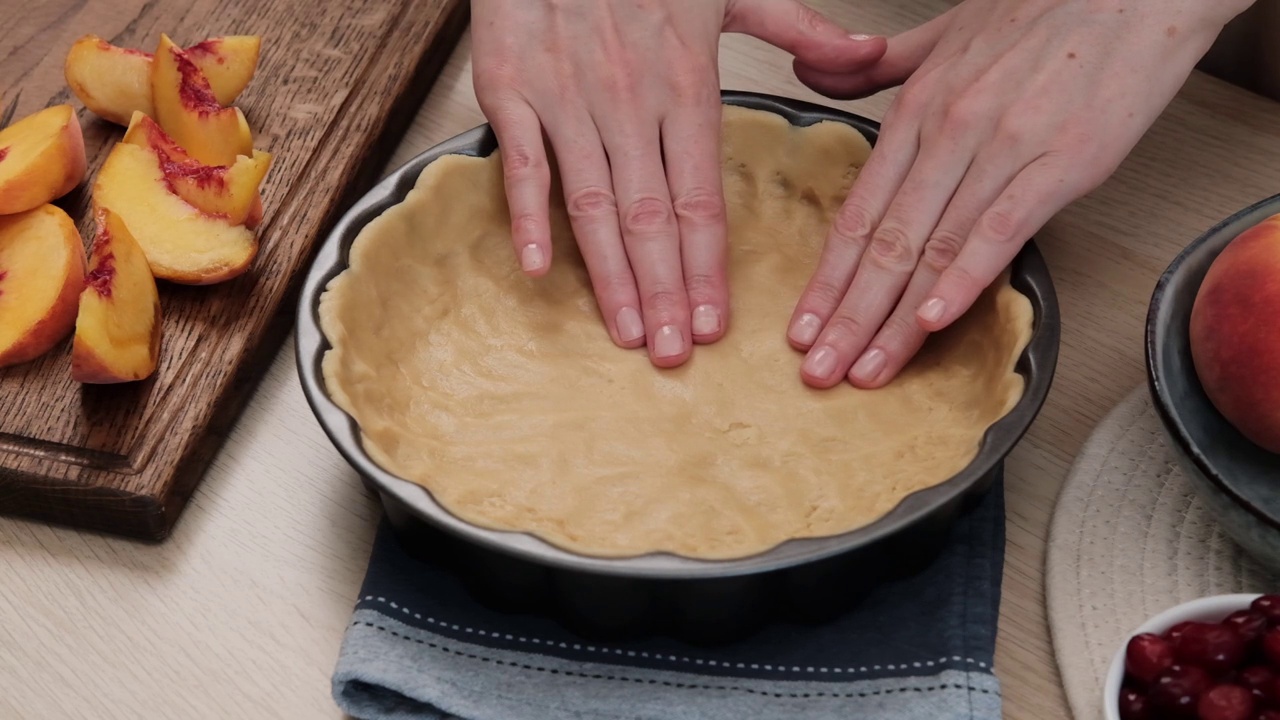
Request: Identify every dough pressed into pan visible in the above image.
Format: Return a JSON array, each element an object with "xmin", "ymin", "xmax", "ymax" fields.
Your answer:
[{"xmin": 319, "ymin": 105, "xmax": 1034, "ymax": 560}]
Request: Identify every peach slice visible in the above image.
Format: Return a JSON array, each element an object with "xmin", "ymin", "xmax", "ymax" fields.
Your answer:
[
  {"xmin": 94, "ymin": 141, "xmax": 257, "ymax": 285},
  {"xmin": 71, "ymin": 209, "xmax": 162, "ymax": 384},
  {"xmin": 184, "ymin": 36, "xmax": 261, "ymax": 106},
  {"xmin": 63, "ymin": 36, "xmax": 153, "ymax": 126},
  {"xmin": 0, "ymin": 205, "xmax": 86, "ymax": 368},
  {"xmin": 0, "ymin": 104, "xmax": 87, "ymax": 215},
  {"xmin": 64, "ymin": 34, "xmax": 261, "ymax": 126},
  {"xmin": 151, "ymin": 34, "xmax": 252, "ymax": 166},
  {"xmin": 122, "ymin": 112, "xmax": 272, "ymax": 226}
]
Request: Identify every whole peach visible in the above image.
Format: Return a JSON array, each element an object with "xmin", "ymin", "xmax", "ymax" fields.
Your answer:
[{"xmin": 1189, "ymin": 213, "xmax": 1280, "ymax": 454}]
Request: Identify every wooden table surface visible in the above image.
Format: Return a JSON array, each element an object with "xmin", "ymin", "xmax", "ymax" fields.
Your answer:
[{"xmin": 4, "ymin": 1, "xmax": 1280, "ymax": 718}]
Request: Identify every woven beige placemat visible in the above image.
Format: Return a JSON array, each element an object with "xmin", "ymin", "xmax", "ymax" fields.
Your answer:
[{"xmin": 1045, "ymin": 384, "xmax": 1279, "ymax": 720}]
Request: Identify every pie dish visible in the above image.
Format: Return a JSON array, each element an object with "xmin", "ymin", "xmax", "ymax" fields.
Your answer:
[
  {"xmin": 315, "ymin": 104, "xmax": 1034, "ymax": 561},
  {"xmin": 296, "ymin": 91, "xmax": 1059, "ymax": 639}
]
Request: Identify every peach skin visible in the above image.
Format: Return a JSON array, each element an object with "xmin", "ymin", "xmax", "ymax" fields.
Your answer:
[
  {"xmin": 122, "ymin": 112, "xmax": 272, "ymax": 227},
  {"xmin": 1190, "ymin": 213, "xmax": 1280, "ymax": 454},
  {"xmin": 65, "ymin": 34, "xmax": 261, "ymax": 127},
  {"xmin": 151, "ymin": 34, "xmax": 253, "ymax": 166},
  {"xmin": 0, "ymin": 104, "xmax": 88, "ymax": 215},
  {"xmin": 93, "ymin": 141, "xmax": 258, "ymax": 285},
  {"xmin": 71, "ymin": 208, "xmax": 163, "ymax": 384},
  {"xmin": 0, "ymin": 204, "xmax": 87, "ymax": 368}
]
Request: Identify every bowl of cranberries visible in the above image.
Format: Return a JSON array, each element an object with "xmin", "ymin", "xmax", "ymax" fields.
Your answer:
[{"xmin": 1106, "ymin": 593, "xmax": 1280, "ymax": 720}]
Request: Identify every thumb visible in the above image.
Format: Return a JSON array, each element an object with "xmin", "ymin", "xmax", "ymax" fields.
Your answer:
[
  {"xmin": 724, "ymin": 0, "xmax": 888, "ymax": 73},
  {"xmin": 793, "ymin": 11, "xmax": 952, "ymax": 100}
]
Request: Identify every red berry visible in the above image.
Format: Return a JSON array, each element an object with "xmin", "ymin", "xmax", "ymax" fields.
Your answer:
[
  {"xmin": 1119, "ymin": 686, "xmax": 1150, "ymax": 720},
  {"xmin": 1152, "ymin": 665, "xmax": 1215, "ymax": 718},
  {"xmin": 1129, "ymin": 633, "xmax": 1179, "ymax": 684},
  {"xmin": 1265, "ymin": 628, "xmax": 1280, "ymax": 668},
  {"xmin": 1228, "ymin": 611, "xmax": 1271, "ymax": 645},
  {"xmin": 1239, "ymin": 666, "xmax": 1275, "ymax": 705},
  {"xmin": 1197, "ymin": 684, "xmax": 1255, "ymax": 720},
  {"xmin": 1253, "ymin": 597, "xmax": 1280, "ymax": 627},
  {"xmin": 1177, "ymin": 622, "xmax": 1250, "ymax": 676},
  {"xmin": 1169, "ymin": 622, "xmax": 1199, "ymax": 642}
]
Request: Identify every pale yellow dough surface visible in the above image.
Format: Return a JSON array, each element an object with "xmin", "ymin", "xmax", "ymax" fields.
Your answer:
[{"xmin": 319, "ymin": 105, "xmax": 1034, "ymax": 560}]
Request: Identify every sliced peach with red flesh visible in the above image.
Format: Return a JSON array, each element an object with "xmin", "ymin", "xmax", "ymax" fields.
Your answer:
[
  {"xmin": 64, "ymin": 36, "xmax": 154, "ymax": 125},
  {"xmin": 71, "ymin": 209, "xmax": 162, "ymax": 384},
  {"xmin": 0, "ymin": 204, "xmax": 87, "ymax": 368},
  {"xmin": 184, "ymin": 36, "xmax": 261, "ymax": 106},
  {"xmin": 122, "ymin": 112, "xmax": 272, "ymax": 226},
  {"xmin": 0, "ymin": 104, "xmax": 88, "ymax": 215},
  {"xmin": 151, "ymin": 34, "xmax": 252, "ymax": 166},
  {"xmin": 64, "ymin": 34, "xmax": 260, "ymax": 127},
  {"xmin": 93, "ymin": 141, "xmax": 257, "ymax": 285}
]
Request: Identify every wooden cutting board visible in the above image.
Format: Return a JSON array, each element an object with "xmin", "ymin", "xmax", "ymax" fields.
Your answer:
[{"xmin": 0, "ymin": 0, "xmax": 468, "ymax": 539}]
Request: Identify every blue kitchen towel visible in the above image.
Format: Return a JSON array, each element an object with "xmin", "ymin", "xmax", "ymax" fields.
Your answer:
[{"xmin": 332, "ymin": 474, "xmax": 1006, "ymax": 720}]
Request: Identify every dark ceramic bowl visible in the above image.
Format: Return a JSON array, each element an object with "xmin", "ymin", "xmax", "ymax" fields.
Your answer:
[
  {"xmin": 295, "ymin": 90, "xmax": 1062, "ymax": 641},
  {"xmin": 1146, "ymin": 193, "xmax": 1280, "ymax": 574}
]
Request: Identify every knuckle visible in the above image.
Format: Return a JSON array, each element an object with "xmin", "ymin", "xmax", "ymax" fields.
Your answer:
[
  {"xmin": 866, "ymin": 225, "xmax": 917, "ymax": 271},
  {"xmin": 921, "ymin": 229, "xmax": 965, "ymax": 271},
  {"xmin": 683, "ymin": 271, "xmax": 721, "ymax": 300},
  {"xmin": 892, "ymin": 85, "xmax": 927, "ymax": 117},
  {"xmin": 993, "ymin": 113, "xmax": 1032, "ymax": 149},
  {"xmin": 805, "ymin": 277, "xmax": 847, "ymax": 308},
  {"xmin": 830, "ymin": 204, "xmax": 875, "ymax": 248},
  {"xmin": 940, "ymin": 97, "xmax": 981, "ymax": 138},
  {"xmin": 567, "ymin": 186, "xmax": 618, "ymax": 219},
  {"xmin": 794, "ymin": 3, "xmax": 831, "ymax": 34},
  {"xmin": 472, "ymin": 62, "xmax": 518, "ymax": 95},
  {"xmin": 643, "ymin": 287, "xmax": 684, "ymax": 311},
  {"xmin": 820, "ymin": 313, "xmax": 862, "ymax": 344},
  {"xmin": 510, "ymin": 213, "xmax": 542, "ymax": 241},
  {"xmin": 980, "ymin": 207, "xmax": 1020, "ymax": 243},
  {"xmin": 502, "ymin": 147, "xmax": 544, "ymax": 177},
  {"xmin": 601, "ymin": 65, "xmax": 638, "ymax": 98},
  {"xmin": 622, "ymin": 196, "xmax": 675, "ymax": 235},
  {"xmin": 672, "ymin": 187, "xmax": 725, "ymax": 224},
  {"xmin": 670, "ymin": 65, "xmax": 715, "ymax": 104}
]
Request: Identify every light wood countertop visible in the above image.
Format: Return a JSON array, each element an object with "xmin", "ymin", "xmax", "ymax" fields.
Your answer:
[{"xmin": 4, "ymin": 1, "xmax": 1280, "ymax": 718}]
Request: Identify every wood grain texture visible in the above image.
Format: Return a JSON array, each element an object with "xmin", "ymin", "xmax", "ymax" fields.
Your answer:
[
  {"xmin": 0, "ymin": 0, "xmax": 468, "ymax": 539},
  {"xmin": 3, "ymin": 1, "xmax": 1280, "ymax": 719}
]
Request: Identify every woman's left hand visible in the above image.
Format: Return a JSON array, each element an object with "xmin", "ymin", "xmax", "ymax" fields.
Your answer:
[{"xmin": 784, "ymin": 0, "xmax": 1253, "ymax": 389}]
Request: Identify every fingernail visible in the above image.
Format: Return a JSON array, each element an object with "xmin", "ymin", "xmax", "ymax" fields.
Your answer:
[
  {"xmin": 849, "ymin": 348, "xmax": 886, "ymax": 382},
  {"xmin": 802, "ymin": 346, "xmax": 838, "ymax": 380},
  {"xmin": 849, "ymin": 33, "xmax": 879, "ymax": 41},
  {"xmin": 616, "ymin": 307, "xmax": 644, "ymax": 343},
  {"xmin": 692, "ymin": 305, "xmax": 721, "ymax": 336},
  {"xmin": 520, "ymin": 244, "xmax": 545, "ymax": 273},
  {"xmin": 919, "ymin": 298, "xmax": 946, "ymax": 324},
  {"xmin": 789, "ymin": 313, "xmax": 822, "ymax": 346},
  {"xmin": 653, "ymin": 325, "xmax": 686, "ymax": 359}
]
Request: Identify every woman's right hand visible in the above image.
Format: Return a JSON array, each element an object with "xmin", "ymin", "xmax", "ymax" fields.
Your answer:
[{"xmin": 470, "ymin": 0, "xmax": 887, "ymax": 367}]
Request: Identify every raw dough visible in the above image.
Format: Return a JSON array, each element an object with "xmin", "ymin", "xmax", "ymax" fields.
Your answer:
[{"xmin": 319, "ymin": 105, "xmax": 1033, "ymax": 560}]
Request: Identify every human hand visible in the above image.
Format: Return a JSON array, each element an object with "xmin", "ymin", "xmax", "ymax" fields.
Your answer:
[
  {"xmin": 785, "ymin": 0, "xmax": 1253, "ymax": 388},
  {"xmin": 470, "ymin": 0, "xmax": 887, "ymax": 367}
]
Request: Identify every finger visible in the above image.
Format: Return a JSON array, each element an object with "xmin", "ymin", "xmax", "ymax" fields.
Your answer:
[
  {"xmin": 543, "ymin": 111, "xmax": 646, "ymax": 349},
  {"xmin": 482, "ymin": 96, "xmax": 554, "ymax": 277},
  {"xmin": 600, "ymin": 123, "xmax": 692, "ymax": 368},
  {"xmin": 786, "ymin": 103, "xmax": 921, "ymax": 354},
  {"xmin": 851, "ymin": 149, "xmax": 1032, "ymax": 387},
  {"xmin": 662, "ymin": 89, "xmax": 728, "ymax": 344},
  {"xmin": 804, "ymin": 133, "xmax": 975, "ymax": 389},
  {"xmin": 918, "ymin": 155, "xmax": 1077, "ymax": 331},
  {"xmin": 792, "ymin": 10, "xmax": 951, "ymax": 99},
  {"xmin": 845, "ymin": 261, "xmax": 939, "ymax": 388},
  {"xmin": 724, "ymin": 0, "xmax": 888, "ymax": 73}
]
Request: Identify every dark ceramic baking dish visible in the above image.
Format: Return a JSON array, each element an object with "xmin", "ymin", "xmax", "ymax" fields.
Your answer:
[
  {"xmin": 1146, "ymin": 192, "xmax": 1280, "ymax": 575},
  {"xmin": 295, "ymin": 90, "xmax": 1062, "ymax": 643}
]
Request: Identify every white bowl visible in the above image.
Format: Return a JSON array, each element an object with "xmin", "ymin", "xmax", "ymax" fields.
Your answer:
[{"xmin": 1103, "ymin": 593, "xmax": 1263, "ymax": 720}]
